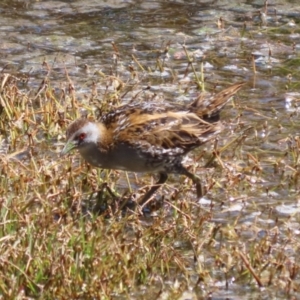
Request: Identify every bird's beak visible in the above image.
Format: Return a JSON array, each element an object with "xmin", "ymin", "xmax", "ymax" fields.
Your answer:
[{"xmin": 61, "ymin": 140, "xmax": 76, "ymax": 156}]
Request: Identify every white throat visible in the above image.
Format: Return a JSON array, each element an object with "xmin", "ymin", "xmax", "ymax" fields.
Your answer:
[{"xmin": 82, "ymin": 122, "xmax": 100, "ymax": 143}]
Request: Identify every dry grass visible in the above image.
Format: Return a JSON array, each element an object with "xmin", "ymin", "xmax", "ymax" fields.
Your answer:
[{"xmin": 0, "ymin": 43, "xmax": 300, "ymax": 299}]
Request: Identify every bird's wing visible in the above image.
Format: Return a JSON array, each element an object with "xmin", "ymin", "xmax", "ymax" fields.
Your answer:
[{"xmin": 108, "ymin": 108, "xmax": 222, "ymax": 154}]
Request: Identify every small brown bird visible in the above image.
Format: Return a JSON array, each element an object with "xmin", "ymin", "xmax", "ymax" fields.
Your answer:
[{"xmin": 61, "ymin": 82, "xmax": 244, "ymax": 205}]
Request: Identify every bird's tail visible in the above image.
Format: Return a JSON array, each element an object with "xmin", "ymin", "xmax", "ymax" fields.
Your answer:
[{"xmin": 189, "ymin": 82, "xmax": 245, "ymax": 122}]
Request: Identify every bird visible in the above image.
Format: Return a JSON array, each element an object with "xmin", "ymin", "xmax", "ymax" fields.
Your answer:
[{"xmin": 61, "ymin": 82, "xmax": 245, "ymax": 207}]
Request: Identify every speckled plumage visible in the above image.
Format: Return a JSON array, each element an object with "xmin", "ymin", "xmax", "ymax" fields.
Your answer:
[{"xmin": 62, "ymin": 82, "xmax": 245, "ymax": 205}]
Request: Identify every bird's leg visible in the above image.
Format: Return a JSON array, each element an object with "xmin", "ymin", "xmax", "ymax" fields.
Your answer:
[
  {"xmin": 139, "ymin": 172, "xmax": 168, "ymax": 206},
  {"xmin": 93, "ymin": 183, "xmax": 120, "ymax": 215},
  {"xmin": 105, "ymin": 184, "xmax": 121, "ymax": 199},
  {"xmin": 180, "ymin": 167, "xmax": 203, "ymax": 199}
]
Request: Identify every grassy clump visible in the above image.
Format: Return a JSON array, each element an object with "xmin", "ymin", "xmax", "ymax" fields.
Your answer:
[{"xmin": 0, "ymin": 44, "xmax": 300, "ymax": 299}]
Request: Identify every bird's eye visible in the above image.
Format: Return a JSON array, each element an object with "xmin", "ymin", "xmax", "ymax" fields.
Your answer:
[{"xmin": 78, "ymin": 133, "xmax": 86, "ymax": 141}]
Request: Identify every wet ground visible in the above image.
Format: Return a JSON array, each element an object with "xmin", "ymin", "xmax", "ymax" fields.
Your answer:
[{"xmin": 1, "ymin": 0, "xmax": 300, "ymax": 298}]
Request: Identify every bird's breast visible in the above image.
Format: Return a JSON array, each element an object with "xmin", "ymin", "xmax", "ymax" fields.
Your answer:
[{"xmin": 78, "ymin": 142, "xmax": 171, "ymax": 173}]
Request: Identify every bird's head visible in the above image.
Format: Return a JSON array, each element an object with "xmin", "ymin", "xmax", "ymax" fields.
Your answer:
[{"xmin": 61, "ymin": 118, "xmax": 100, "ymax": 155}]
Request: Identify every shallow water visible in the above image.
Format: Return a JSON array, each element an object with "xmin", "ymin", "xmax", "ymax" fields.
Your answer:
[{"xmin": 1, "ymin": 0, "xmax": 300, "ymax": 298}]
